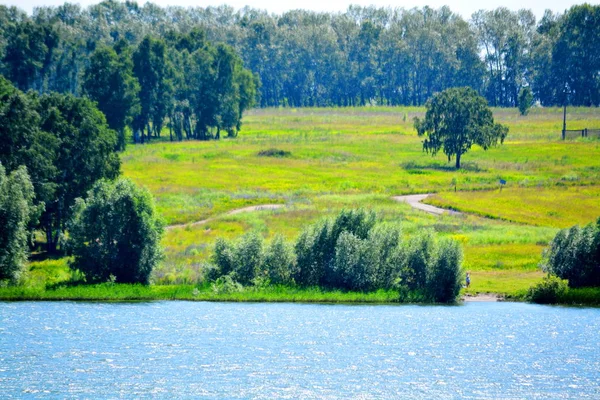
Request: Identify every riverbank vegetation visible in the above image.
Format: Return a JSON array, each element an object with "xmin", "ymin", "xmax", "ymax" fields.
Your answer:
[
  {"xmin": 524, "ymin": 218, "xmax": 600, "ymax": 305},
  {"xmin": 209, "ymin": 209, "xmax": 463, "ymax": 303},
  {"xmin": 2, "ymin": 106, "xmax": 600, "ymax": 304}
]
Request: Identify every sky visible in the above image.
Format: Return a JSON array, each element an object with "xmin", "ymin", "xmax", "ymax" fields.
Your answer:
[{"xmin": 0, "ymin": 0, "xmax": 588, "ymax": 20}]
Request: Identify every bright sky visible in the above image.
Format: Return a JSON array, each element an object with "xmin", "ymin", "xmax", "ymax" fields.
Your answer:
[{"xmin": 0, "ymin": 0, "xmax": 587, "ymax": 20}]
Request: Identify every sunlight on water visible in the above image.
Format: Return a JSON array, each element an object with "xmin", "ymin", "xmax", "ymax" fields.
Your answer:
[{"xmin": 1, "ymin": 301, "xmax": 599, "ymax": 398}]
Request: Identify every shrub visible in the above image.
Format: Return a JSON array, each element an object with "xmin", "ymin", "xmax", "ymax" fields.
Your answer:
[
  {"xmin": 400, "ymin": 232, "xmax": 436, "ymax": 291},
  {"xmin": 235, "ymin": 232, "xmax": 263, "ymax": 285},
  {"xmin": 263, "ymin": 235, "xmax": 295, "ymax": 285},
  {"xmin": 0, "ymin": 165, "xmax": 36, "ymax": 283},
  {"xmin": 541, "ymin": 218, "xmax": 600, "ymax": 288},
  {"xmin": 526, "ymin": 276, "xmax": 569, "ymax": 304},
  {"xmin": 209, "ymin": 208, "xmax": 464, "ymax": 302},
  {"xmin": 293, "ymin": 227, "xmax": 321, "ymax": 286},
  {"xmin": 257, "ymin": 148, "xmax": 291, "ymax": 157},
  {"xmin": 211, "ymin": 232, "xmax": 264, "ymax": 285},
  {"xmin": 211, "ymin": 275, "xmax": 244, "ymax": 294},
  {"xmin": 66, "ymin": 178, "xmax": 163, "ymax": 284},
  {"xmin": 293, "ymin": 208, "xmax": 377, "ymax": 288},
  {"xmin": 425, "ymin": 239, "xmax": 464, "ymax": 303},
  {"xmin": 518, "ymin": 86, "xmax": 533, "ymax": 116},
  {"xmin": 334, "ymin": 232, "xmax": 370, "ymax": 291},
  {"xmin": 213, "ymin": 237, "xmax": 236, "ymax": 277},
  {"xmin": 364, "ymin": 224, "xmax": 403, "ymax": 290}
]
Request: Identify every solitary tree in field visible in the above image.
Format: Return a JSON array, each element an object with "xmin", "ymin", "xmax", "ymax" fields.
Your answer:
[
  {"xmin": 518, "ymin": 86, "xmax": 533, "ymax": 116},
  {"xmin": 414, "ymin": 87, "xmax": 508, "ymax": 169}
]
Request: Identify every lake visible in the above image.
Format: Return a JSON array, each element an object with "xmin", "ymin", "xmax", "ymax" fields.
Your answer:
[{"xmin": 1, "ymin": 301, "xmax": 599, "ymax": 398}]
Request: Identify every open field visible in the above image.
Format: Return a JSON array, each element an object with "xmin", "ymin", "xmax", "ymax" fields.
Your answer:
[{"xmin": 12, "ymin": 106, "xmax": 600, "ymax": 298}]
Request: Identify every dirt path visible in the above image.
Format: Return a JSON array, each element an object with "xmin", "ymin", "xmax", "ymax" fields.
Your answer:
[
  {"xmin": 167, "ymin": 193, "xmax": 457, "ymax": 230},
  {"xmin": 392, "ymin": 194, "xmax": 460, "ymax": 216},
  {"xmin": 166, "ymin": 204, "xmax": 284, "ymax": 230}
]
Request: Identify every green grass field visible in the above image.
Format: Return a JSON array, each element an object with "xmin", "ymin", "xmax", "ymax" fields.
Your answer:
[{"xmin": 12, "ymin": 106, "xmax": 600, "ymax": 300}]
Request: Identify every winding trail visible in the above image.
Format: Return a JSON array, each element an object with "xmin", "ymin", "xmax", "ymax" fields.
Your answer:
[
  {"xmin": 166, "ymin": 204, "xmax": 284, "ymax": 230},
  {"xmin": 166, "ymin": 194, "xmax": 459, "ymax": 230},
  {"xmin": 392, "ymin": 194, "xmax": 461, "ymax": 216}
]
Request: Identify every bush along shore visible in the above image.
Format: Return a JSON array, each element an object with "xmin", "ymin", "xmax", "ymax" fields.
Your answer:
[
  {"xmin": 2, "ymin": 209, "xmax": 600, "ymax": 305},
  {"xmin": 1, "ymin": 209, "xmax": 465, "ymax": 304}
]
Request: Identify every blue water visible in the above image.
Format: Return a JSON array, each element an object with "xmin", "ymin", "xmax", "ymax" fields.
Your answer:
[{"xmin": 1, "ymin": 301, "xmax": 599, "ymax": 399}]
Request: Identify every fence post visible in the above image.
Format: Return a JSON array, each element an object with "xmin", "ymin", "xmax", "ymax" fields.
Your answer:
[{"xmin": 562, "ymin": 104, "xmax": 567, "ymax": 140}]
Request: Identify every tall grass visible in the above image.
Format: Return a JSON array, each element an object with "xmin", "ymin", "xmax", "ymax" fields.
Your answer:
[
  {"xmin": 11, "ymin": 106, "xmax": 600, "ymax": 301},
  {"xmin": 0, "ymin": 283, "xmax": 406, "ymax": 303}
]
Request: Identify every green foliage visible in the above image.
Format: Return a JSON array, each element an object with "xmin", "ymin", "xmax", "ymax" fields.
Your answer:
[
  {"xmin": 263, "ymin": 235, "xmax": 295, "ymax": 285},
  {"xmin": 333, "ymin": 231, "xmax": 369, "ymax": 291},
  {"xmin": 209, "ymin": 209, "xmax": 463, "ymax": 302},
  {"xmin": 541, "ymin": 218, "xmax": 600, "ymax": 288},
  {"xmin": 133, "ymin": 35, "xmax": 172, "ymax": 142},
  {"xmin": 293, "ymin": 209, "xmax": 377, "ymax": 288},
  {"xmin": 0, "ymin": 78, "xmax": 121, "ymax": 252},
  {"xmin": 212, "ymin": 232, "xmax": 264, "ymax": 285},
  {"xmin": 414, "ymin": 87, "xmax": 509, "ymax": 169},
  {"xmin": 173, "ymin": 37, "xmax": 257, "ymax": 140},
  {"xmin": 518, "ymin": 87, "xmax": 533, "ymax": 116},
  {"xmin": 1, "ymin": 4, "xmax": 599, "ymax": 109},
  {"xmin": 366, "ymin": 224, "xmax": 403, "ymax": 290},
  {"xmin": 552, "ymin": 4, "xmax": 600, "ymax": 106},
  {"xmin": 66, "ymin": 178, "xmax": 163, "ymax": 284},
  {"xmin": 235, "ymin": 232, "xmax": 263, "ymax": 285},
  {"xmin": 400, "ymin": 232, "xmax": 436, "ymax": 291},
  {"xmin": 0, "ymin": 76, "xmax": 57, "ymax": 207},
  {"xmin": 0, "ymin": 165, "xmax": 36, "ymax": 283},
  {"xmin": 83, "ymin": 42, "xmax": 140, "ymax": 150},
  {"xmin": 526, "ymin": 275, "xmax": 568, "ymax": 304},
  {"xmin": 37, "ymin": 92, "xmax": 121, "ymax": 251},
  {"xmin": 257, "ymin": 148, "xmax": 291, "ymax": 157},
  {"xmin": 1, "ymin": 20, "xmax": 59, "ymax": 91},
  {"xmin": 426, "ymin": 239, "xmax": 464, "ymax": 302}
]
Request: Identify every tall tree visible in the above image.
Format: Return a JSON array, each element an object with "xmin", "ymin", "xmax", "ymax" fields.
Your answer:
[
  {"xmin": 0, "ymin": 165, "xmax": 36, "ymax": 283},
  {"xmin": 37, "ymin": 93, "xmax": 120, "ymax": 252},
  {"xmin": 133, "ymin": 35, "xmax": 172, "ymax": 142},
  {"xmin": 552, "ymin": 4, "xmax": 600, "ymax": 106},
  {"xmin": 2, "ymin": 20, "xmax": 59, "ymax": 92},
  {"xmin": 414, "ymin": 87, "xmax": 508, "ymax": 169},
  {"xmin": 0, "ymin": 76, "xmax": 57, "ymax": 209},
  {"xmin": 67, "ymin": 178, "xmax": 163, "ymax": 284},
  {"xmin": 83, "ymin": 41, "xmax": 140, "ymax": 150}
]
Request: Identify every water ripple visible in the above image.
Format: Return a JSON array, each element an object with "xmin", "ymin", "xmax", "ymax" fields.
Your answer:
[{"xmin": 0, "ymin": 301, "xmax": 599, "ymax": 398}]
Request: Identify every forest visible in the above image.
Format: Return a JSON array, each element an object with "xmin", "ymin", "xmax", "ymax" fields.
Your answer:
[{"xmin": 0, "ymin": 1, "xmax": 598, "ymax": 115}]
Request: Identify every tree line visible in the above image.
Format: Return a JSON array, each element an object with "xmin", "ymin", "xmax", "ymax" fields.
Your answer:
[
  {"xmin": 0, "ymin": 7, "xmax": 257, "ymax": 144},
  {"xmin": 1, "ymin": 2, "xmax": 598, "ymax": 110}
]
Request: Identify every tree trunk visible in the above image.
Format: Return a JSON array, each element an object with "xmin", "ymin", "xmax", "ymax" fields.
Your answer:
[{"xmin": 455, "ymin": 153, "xmax": 461, "ymax": 169}]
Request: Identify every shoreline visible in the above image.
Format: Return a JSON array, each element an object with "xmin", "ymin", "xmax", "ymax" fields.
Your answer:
[{"xmin": 1, "ymin": 285, "xmax": 598, "ymax": 306}]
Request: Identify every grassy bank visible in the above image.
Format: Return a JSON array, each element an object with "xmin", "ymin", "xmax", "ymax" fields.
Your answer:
[
  {"xmin": 3, "ymin": 283, "xmax": 599, "ymax": 306},
  {"xmin": 11, "ymin": 106, "xmax": 600, "ymax": 302},
  {"xmin": 0, "ymin": 283, "xmax": 404, "ymax": 303}
]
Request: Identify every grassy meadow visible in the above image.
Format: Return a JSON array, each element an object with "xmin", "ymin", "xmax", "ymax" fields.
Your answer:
[{"xmin": 13, "ymin": 106, "xmax": 600, "ymax": 301}]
